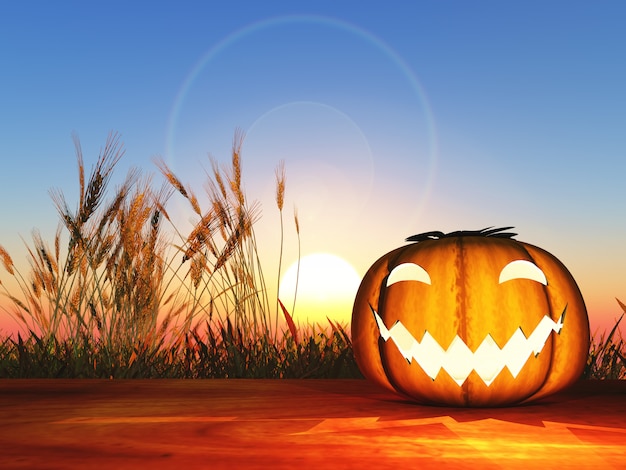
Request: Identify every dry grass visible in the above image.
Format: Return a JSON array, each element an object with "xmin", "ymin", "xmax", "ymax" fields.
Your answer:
[
  {"xmin": 0, "ymin": 131, "xmax": 359, "ymax": 378},
  {"xmin": 583, "ymin": 299, "xmax": 626, "ymax": 379}
]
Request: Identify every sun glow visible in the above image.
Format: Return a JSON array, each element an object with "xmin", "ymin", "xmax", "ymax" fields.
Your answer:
[{"xmin": 279, "ymin": 253, "xmax": 361, "ymax": 327}]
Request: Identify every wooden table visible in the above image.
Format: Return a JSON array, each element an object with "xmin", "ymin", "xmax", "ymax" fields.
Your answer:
[{"xmin": 1, "ymin": 379, "xmax": 625, "ymax": 469}]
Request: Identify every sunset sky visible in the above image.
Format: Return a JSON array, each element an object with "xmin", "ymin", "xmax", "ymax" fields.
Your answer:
[{"xmin": 1, "ymin": 2, "xmax": 625, "ymax": 335}]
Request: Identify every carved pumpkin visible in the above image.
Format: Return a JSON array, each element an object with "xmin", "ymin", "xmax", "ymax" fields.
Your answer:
[{"xmin": 351, "ymin": 227, "xmax": 590, "ymax": 407}]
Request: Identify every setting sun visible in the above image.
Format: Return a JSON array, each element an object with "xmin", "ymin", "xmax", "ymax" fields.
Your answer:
[{"xmin": 279, "ymin": 253, "xmax": 361, "ymax": 327}]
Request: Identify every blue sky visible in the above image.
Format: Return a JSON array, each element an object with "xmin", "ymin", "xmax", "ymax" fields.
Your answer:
[{"xmin": 1, "ymin": 1, "xmax": 625, "ymax": 333}]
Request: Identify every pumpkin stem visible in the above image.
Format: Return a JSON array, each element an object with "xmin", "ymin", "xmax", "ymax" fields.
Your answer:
[{"xmin": 406, "ymin": 226, "xmax": 517, "ymax": 243}]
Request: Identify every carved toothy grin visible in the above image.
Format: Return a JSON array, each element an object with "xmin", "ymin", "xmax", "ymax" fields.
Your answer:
[{"xmin": 372, "ymin": 308, "xmax": 565, "ymax": 387}]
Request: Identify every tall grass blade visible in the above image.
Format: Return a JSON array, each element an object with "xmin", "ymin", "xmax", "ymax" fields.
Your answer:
[{"xmin": 278, "ymin": 298, "xmax": 298, "ymax": 344}]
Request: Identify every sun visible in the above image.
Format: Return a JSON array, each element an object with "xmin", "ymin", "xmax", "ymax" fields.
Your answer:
[{"xmin": 279, "ymin": 253, "xmax": 362, "ymax": 327}]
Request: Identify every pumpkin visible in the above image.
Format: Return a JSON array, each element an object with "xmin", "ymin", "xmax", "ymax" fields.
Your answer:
[{"xmin": 351, "ymin": 227, "xmax": 590, "ymax": 407}]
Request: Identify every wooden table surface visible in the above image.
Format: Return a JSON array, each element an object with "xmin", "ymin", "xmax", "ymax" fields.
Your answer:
[{"xmin": 0, "ymin": 379, "xmax": 625, "ymax": 469}]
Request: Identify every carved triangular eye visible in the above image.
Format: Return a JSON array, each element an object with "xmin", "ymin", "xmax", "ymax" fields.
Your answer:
[
  {"xmin": 387, "ymin": 263, "xmax": 431, "ymax": 287},
  {"xmin": 499, "ymin": 260, "xmax": 547, "ymax": 285}
]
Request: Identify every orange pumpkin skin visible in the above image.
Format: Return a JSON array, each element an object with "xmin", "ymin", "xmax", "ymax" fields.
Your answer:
[{"xmin": 351, "ymin": 229, "xmax": 590, "ymax": 407}]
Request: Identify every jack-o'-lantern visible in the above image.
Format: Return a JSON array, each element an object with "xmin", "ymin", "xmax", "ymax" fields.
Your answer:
[{"xmin": 351, "ymin": 227, "xmax": 590, "ymax": 407}]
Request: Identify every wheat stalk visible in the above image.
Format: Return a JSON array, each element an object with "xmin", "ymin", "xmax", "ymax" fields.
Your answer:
[
  {"xmin": 0, "ymin": 245, "xmax": 14, "ymax": 275},
  {"xmin": 291, "ymin": 206, "xmax": 301, "ymax": 319},
  {"xmin": 153, "ymin": 158, "xmax": 201, "ymax": 215},
  {"xmin": 230, "ymin": 128, "xmax": 245, "ymax": 207},
  {"xmin": 274, "ymin": 160, "xmax": 286, "ymax": 339}
]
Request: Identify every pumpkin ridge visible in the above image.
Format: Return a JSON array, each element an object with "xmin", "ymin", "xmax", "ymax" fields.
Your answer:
[
  {"xmin": 516, "ymin": 242, "xmax": 556, "ymax": 393},
  {"xmin": 454, "ymin": 237, "xmax": 469, "ymax": 403}
]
